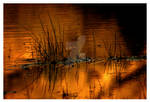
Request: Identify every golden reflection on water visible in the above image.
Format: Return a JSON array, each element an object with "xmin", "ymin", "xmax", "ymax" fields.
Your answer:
[
  {"xmin": 4, "ymin": 4, "xmax": 146, "ymax": 99},
  {"xmin": 4, "ymin": 60, "xmax": 146, "ymax": 99}
]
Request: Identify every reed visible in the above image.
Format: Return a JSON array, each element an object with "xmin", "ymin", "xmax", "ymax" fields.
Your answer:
[
  {"xmin": 29, "ymin": 13, "xmax": 68, "ymax": 65},
  {"xmin": 20, "ymin": 13, "xmax": 71, "ymax": 96},
  {"xmin": 102, "ymin": 33, "xmax": 129, "ymax": 80}
]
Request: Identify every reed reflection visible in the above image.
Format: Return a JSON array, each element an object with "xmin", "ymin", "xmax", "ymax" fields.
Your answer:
[{"xmin": 4, "ymin": 4, "xmax": 146, "ymax": 99}]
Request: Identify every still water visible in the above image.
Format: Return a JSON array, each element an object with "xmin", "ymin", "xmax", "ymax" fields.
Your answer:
[{"xmin": 4, "ymin": 4, "xmax": 146, "ymax": 99}]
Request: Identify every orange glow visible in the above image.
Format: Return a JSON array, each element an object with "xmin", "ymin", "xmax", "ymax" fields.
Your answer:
[{"xmin": 4, "ymin": 4, "xmax": 146, "ymax": 99}]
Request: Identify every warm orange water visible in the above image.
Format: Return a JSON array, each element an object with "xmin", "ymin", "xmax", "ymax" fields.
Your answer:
[{"xmin": 4, "ymin": 4, "xmax": 146, "ymax": 99}]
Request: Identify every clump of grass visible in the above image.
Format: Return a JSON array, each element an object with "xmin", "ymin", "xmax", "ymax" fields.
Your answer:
[
  {"xmin": 103, "ymin": 33, "xmax": 129, "ymax": 79},
  {"xmin": 21, "ymin": 13, "xmax": 71, "ymax": 96},
  {"xmin": 36, "ymin": 14, "xmax": 67, "ymax": 64},
  {"xmin": 24, "ymin": 13, "xmax": 69, "ymax": 65}
]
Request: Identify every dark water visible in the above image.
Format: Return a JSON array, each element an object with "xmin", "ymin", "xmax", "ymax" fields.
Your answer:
[{"xmin": 4, "ymin": 4, "xmax": 146, "ymax": 99}]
